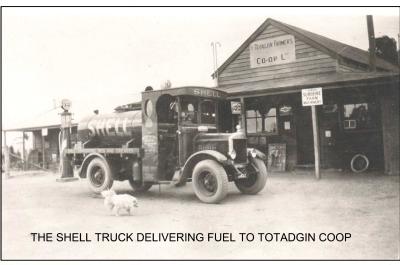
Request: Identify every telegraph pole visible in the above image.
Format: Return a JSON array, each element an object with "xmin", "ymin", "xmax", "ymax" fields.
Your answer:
[
  {"xmin": 367, "ymin": 15, "xmax": 377, "ymax": 72},
  {"xmin": 211, "ymin": 42, "xmax": 221, "ymax": 87}
]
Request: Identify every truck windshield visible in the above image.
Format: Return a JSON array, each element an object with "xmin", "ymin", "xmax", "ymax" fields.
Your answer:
[
  {"xmin": 181, "ymin": 96, "xmax": 198, "ymax": 124},
  {"xmin": 200, "ymin": 100, "xmax": 216, "ymax": 124},
  {"xmin": 180, "ymin": 97, "xmax": 217, "ymax": 126}
]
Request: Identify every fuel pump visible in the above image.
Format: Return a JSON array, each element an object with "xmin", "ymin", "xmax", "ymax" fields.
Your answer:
[{"xmin": 57, "ymin": 99, "xmax": 78, "ymax": 182}]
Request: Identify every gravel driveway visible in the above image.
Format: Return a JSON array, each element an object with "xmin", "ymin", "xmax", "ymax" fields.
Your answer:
[{"xmin": 2, "ymin": 170, "xmax": 399, "ymax": 260}]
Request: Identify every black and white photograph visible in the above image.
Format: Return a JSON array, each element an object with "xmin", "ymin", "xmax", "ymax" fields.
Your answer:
[{"xmin": 1, "ymin": 5, "xmax": 399, "ymax": 260}]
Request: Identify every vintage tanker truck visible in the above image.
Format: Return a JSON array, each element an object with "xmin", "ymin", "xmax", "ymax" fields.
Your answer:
[{"xmin": 65, "ymin": 86, "xmax": 267, "ymax": 203}]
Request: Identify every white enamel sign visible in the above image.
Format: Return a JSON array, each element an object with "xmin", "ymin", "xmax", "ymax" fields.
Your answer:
[
  {"xmin": 250, "ymin": 35, "xmax": 296, "ymax": 68},
  {"xmin": 302, "ymin": 87, "xmax": 323, "ymax": 106},
  {"xmin": 230, "ymin": 101, "xmax": 242, "ymax": 114}
]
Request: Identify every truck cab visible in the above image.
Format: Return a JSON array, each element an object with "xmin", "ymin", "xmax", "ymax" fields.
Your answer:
[{"xmin": 139, "ymin": 86, "xmax": 267, "ymax": 203}]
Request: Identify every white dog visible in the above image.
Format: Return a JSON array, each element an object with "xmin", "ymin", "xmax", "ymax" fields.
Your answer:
[{"xmin": 100, "ymin": 189, "xmax": 139, "ymax": 216}]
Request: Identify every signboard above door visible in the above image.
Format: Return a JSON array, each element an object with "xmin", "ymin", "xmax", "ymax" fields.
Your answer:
[{"xmin": 249, "ymin": 34, "xmax": 296, "ymax": 68}]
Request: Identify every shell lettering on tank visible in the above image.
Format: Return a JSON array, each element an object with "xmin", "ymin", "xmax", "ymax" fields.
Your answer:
[
  {"xmin": 106, "ymin": 118, "xmax": 114, "ymax": 135},
  {"xmin": 88, "ymin": 120, "xmax": 96, "ymax": 136},
  {"xmin": 115, "ymin": 118, "xmax": 123, "ymax": 136},
  {"xmin": 97, "ymin": 119, "xmax": 103, "ymax": 136},
  {"xmin": 100, "ymin": 119, "xmax": 107, "ymax": 136},
  {"xmin": 122, "ymin": 118, "xmax": 129, "ymax": 135},
  {"xmin": 95, "ymin": 119, "xmax": 102, "ymax": 136}
]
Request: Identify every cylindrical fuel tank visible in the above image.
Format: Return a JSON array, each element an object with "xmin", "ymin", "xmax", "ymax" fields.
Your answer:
[{"xmin": 77, "ymin": 110, "xmax": 142, "ymax": 148}]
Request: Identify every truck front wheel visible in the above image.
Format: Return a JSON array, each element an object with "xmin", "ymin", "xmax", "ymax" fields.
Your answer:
[
  {"xmin": 234, "ymin": 157, "xmax": 267, "ymax": 194},
  {"xmin": 87, "ymin": 158, "xmax": 114, "ymax": 193},
  {"xmin": 192, "ymin": 159, "xmax": 228, "ymax": 204}
]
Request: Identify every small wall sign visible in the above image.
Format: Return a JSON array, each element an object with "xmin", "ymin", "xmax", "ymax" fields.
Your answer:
[
  {"xmin": 230, "ymin": 101, "xmax": 242, "ymax": 114},
  {"xmin": 325, "ymin": 130, "xmax": 331, "ymax": 138},
  {"xmin": 284, "ymin": 121, "xmax": 291, "ymax": 130}
]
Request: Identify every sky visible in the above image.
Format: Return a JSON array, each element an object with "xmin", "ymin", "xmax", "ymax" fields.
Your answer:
[{"xmin": 2, "ymin": 7, "xmax": 399, "ymax": 138}]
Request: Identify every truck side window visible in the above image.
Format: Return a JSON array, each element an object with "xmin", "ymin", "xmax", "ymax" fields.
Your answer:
[{"xmin": 157, "ymin": 94, "xmax": 177, "ymax": 124}]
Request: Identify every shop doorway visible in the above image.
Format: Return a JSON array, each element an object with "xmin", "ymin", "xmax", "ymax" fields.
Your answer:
[{"xmin": 296, "ymin": 107, "xmax": 314, "ymax": 165}]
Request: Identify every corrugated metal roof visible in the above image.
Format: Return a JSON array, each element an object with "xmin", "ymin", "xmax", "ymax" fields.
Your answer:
[
  {"xmin": 212, "ymin": 18, "xmax": 399, "ymax": 78},
  {"xmin": 3, "ymin": 108, "xmax": 78, "ymax": 132}
]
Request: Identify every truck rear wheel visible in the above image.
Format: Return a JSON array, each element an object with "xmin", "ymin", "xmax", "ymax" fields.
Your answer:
[
  {"xmin": 128, "ymin": 179, "xmax": 153, "ymax": 192},
  {"xmin": 87, "ymin": 158, "xmax": 114, "ymax": 193},
  {"xmin": 234, "ymin": 157, "xmax": 267, "ymax": 194},
  {"xmin": 192, "ymin": 159, "xmax": 228, "ymax": 204}
]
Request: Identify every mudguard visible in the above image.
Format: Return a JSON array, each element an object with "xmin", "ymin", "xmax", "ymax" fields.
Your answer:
[
  {"xmin": 175, "ymin": 150, "xmax": 228, "ymax": 186},
  {"xmin": 247, "ymin": 148, "xmax": 267, "ymax": 161},
  {"xmin": 78, "ymin": 153, "xmax": 108, "ymax": 178}
]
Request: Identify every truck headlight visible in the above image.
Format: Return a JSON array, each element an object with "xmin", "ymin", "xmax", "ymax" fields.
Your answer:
[
  {"xmin": 250, "ymin": 148, "xmax": 257, "ymax": 158},
  {"xmin": 229, "ymin": 149, "xmax": 237, "ymax": 160}
]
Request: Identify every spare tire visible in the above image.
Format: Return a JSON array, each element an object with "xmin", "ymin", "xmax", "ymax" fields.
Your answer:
[{"xmin": 350, "ymin": 154, "xmax": 369, "ymax": 173}]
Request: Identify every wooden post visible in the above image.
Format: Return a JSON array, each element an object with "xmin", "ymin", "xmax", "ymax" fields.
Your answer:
[
  {"xmin": 22, "ymin": 131, "xmax": 26, "ymax": 171},
  {"xmin": 311, "ymin": 105, "xmax": 321, "ymax": 179},
  {"xmin": 240, "ymin": 97, "xmax": 246, "ymax": 132},
  {"xmin": 42, "ymin": 132, "xmax": 46, "ymax": 169},
  {"xmin": 4, "ymin": 146, "xmax": 11, "ymax": 178},
  {"xmin": 4, "ymin": 131, "xmax": 11, "ymax": 178}
]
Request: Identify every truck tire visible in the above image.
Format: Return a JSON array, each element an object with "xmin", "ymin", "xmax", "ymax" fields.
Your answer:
[
  {"xmin": 192, "ymin": 159, "xmax": 228, "ymax": 204},
  {"xmin": 234, "ymin": 157, "xmax": 267, "ymax": 195},
  {"xmin": 128, "ymin": 179, "xmax": 153, "ymax": 192},
  {"xmin": 86, "ymin": 158, "xmax": 114, "ymax": 193}
]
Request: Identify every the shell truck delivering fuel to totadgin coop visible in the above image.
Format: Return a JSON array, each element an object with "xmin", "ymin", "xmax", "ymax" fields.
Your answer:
[{"xmin": 62, "ymin": 86, "xmax": 267, "ymax": 203}]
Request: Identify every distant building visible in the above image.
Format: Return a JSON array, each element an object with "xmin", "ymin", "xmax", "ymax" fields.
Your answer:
[{"xmin": 3, "ymin": 109, "xmax": 78, "ymax": 171}]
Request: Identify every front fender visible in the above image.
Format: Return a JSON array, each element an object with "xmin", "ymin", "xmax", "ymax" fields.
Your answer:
[
  {"xmin": 187, "ymin": 150, "xmax": 228, "ymax": 164},
  {"xmin": 178, "ymin": 150, "xmax": 228, "ymax": 185},
  {"xmin": 247, "ymin": 148, "xmax": 267, "ymax": 161},
  {"xmin": 78, "ymin": 153, "xmax": 108, "ymax": 178}
]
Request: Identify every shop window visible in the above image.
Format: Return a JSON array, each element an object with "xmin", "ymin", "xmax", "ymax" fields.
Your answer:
[
  {"xmin": 246, "ymin": 107, "xmax": 278, "ymax": 135},
  {"xmin": 343, "ymin": 103, "xmax": 377, "ymax": 130},
  {"xmin": 246, "ymin": 110, "xmax": 263, "ymax": 133},
  {"xmin": 264, "ymin": 108, "xmax": 278, "ymax": 134},
  {"xmin": 323, "ymin": 104, "xmax": 338, "ymax": 113}
]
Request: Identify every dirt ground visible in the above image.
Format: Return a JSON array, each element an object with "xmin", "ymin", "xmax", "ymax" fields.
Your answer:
[{"xmin": 2, "ymin": 169, "xmax": 399, "ymax": 260}]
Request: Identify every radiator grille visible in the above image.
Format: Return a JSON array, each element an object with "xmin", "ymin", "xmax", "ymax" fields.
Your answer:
[{"xmin": 233, "ymin": 139, "xmax": 247, "ymax": 164}]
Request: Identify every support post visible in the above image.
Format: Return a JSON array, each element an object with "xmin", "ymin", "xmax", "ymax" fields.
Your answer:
[
  {"xmin": 3, "ymin": 131, "xmax": 11, "ymax": 178},
  {"xmin": 22, "ymin": 131, "xmax": 26, "ymax": 171},
  {"xmin": 311, "ymin": 105, "xmax": 321, "ymax": 179},
  {"xmin": 42, "ymin": 132, "xmax": 46, "ymax": 169},
  {"xmin": 240, "ymin": 97, "xmax": 246, "ymax": 132}
]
